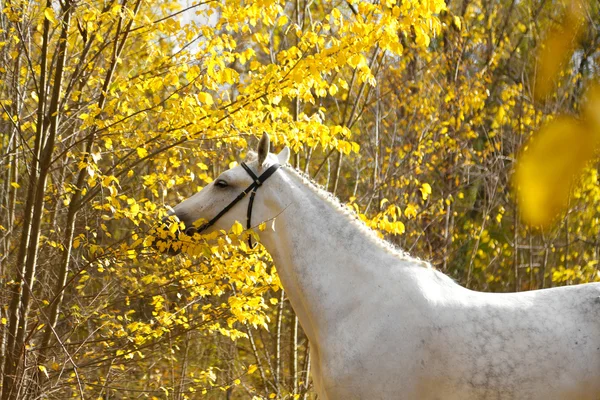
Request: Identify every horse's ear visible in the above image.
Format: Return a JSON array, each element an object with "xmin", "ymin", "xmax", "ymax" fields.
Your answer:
[
  {"xmin": 277, "ymin": 147, "xmax": 290, "ymax": 165},
  {"xmin": 257, "ymin": 132, "xmax": 270, "ymax": 166}
]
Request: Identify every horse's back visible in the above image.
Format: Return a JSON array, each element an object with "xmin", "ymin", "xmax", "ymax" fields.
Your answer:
[
  {"xmin": 424, "ymin": 281, "xmax": 600, "ymax": 399},
  {"xmin": 317, "ymin": 274, "xmax": 600, "ymax": 399}
]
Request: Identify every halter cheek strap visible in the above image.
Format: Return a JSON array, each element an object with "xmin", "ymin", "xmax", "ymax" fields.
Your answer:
[{"xmin": 186, "ymin": 162, "xmax": 281, "ymax": 249}]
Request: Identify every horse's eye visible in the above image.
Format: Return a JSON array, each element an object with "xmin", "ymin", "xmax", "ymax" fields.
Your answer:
[{"xmin": 214, "ymin": 179, "xmax": 228, "ymax": 188}]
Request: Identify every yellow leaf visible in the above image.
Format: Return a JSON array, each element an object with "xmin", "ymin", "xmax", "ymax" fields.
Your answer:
[
  {"xmin": 278, "ymin": 15, "xmax": 288, "ymax": 27},
  {"xmin": 514, "ymin": 117, "xmax": 597, "ymax": 226},
  {"xmin": 420, "ymin": 183, "xmax": 432, "ymax": 200},
  {"xmin": 221, "ymin": 68, "xmax": 236, "ymax": 84},
  {"xmin": 331, "ymin": 8, "xmax": 341, "ymax": 20},
  {"xmin": 394, "ymin": 221, "xmax": 406, "ymax": 235},
  {"xmin": 329, "ymin": 84, "xmax": 338, "ymax": 96},
  {"xmin": 231, "ymin": 222, "xmax": 243, "ymax": 235},
  {"xmin": 404, "ymin": 204, "xmax": 417, "ymax": 219},
  {"xmin": 453, "ymin": 16, "xmax": 462, "ymax": 30},
  {"xmin": 38, "ymin": 365, "xmax": 49, "ymax": 378},
  {"xmin": 164, "ymin": 72, "xmax": 178, "ymax": 86},
  {"xmin": 338, "ymin": 140, "xmax": 351, "ymax": 155},
  {"xmin": 415, "ymin": 26, "xmax": 430, "ymax": 47},
  {"xmin": 136, "ymin": 147, "xmax": 148, "ymax": 158},
  {"xmin": 111, "ymin": 4, "xmax": 122, "ymax": 15},
  {"xmin": 197, "ymin": 92, "xmax": 214, "ymax": 106},
  {"xmin": 44, "ymin": 8, "xmax": 57, "ymax": 24},
  {"xmin": 347, "ymin": 54, "xmax": 365, "ymax": 69},
  {"xmin": 247, "ymin": 364, "xmax": 257, "ymax": 374}
]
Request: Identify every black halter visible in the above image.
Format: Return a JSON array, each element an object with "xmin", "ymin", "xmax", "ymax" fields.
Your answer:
[{"xmin": 185, "ymin": 162, "xmax": 281, "ymax": 249}]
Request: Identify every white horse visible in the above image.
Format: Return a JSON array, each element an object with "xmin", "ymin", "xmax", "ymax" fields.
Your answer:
[{"xmin": 169, "ymin": 133, "xmax": 600, "ymax": 400}]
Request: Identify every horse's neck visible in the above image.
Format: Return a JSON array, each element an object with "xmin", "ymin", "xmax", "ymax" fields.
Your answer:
[{"xmin": 259, "ymin": 168, "xmax": 423, "ymax": 344}]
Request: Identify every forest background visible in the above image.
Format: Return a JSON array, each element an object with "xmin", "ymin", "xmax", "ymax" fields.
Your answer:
[{"xmin": 0, "ymin": 0, "xmax": 599, "ymax": 398}]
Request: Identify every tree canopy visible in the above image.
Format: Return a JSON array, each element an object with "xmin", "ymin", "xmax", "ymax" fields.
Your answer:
[{"xmin": 0, "ymin": 0, "xmax": 598, "ymax": 398}]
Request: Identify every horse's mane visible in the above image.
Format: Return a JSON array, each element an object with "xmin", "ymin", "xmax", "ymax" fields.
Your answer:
[
  {"xmin": 281, "ymin": 163, "xmax": 431, "ymax": 269},
  {"xmin": 244, "ymin": 150, "xmax": 430, "ymax": 267}
]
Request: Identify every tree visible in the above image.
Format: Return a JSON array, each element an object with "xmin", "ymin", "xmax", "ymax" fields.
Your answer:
[{"xmin": 0, "ymin": 0, "xmax": 598, "ymax": 398}]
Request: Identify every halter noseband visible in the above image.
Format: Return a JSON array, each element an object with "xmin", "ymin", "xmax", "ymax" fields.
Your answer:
[{"xmin": 184, "ymin": 162, "xmax": 281, "ymax": 249}]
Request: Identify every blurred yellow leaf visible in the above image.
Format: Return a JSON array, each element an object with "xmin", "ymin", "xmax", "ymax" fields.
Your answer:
[
  {"xmin": 583, "ymin": 82, "xmax": 600, "ymax": 132},
  {"xmin": 514, "ymin": 117, "xmax": 597, "ymax": 226},
  {"xmin": 535, "ymin": 29, "xmax": 577, "ymax": 99},
  {"xmin": 534, "ymin": 0, "xmax": 587, "ymax": 100}
]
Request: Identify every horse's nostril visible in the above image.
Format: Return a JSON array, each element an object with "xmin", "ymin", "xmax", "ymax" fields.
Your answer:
[{"xmin": 185, "ymin": 227, "xmax": 196, "ymax": 236}]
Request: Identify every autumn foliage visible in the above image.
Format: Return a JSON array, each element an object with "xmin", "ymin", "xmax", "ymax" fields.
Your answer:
[{"xmin": 0, "ymin": 0, "xmax": 599, "ymax": 398}]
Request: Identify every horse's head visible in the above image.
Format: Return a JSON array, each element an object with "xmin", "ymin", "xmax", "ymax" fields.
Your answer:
[{"xmin": 167, "ymin": 133, "xmax": 290, "ymax": 240}]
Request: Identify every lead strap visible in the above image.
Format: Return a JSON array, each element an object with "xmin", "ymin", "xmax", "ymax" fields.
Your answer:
[{"xmin": 246, "ymin": 187, "xmax": 258, "ymax": 248}]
